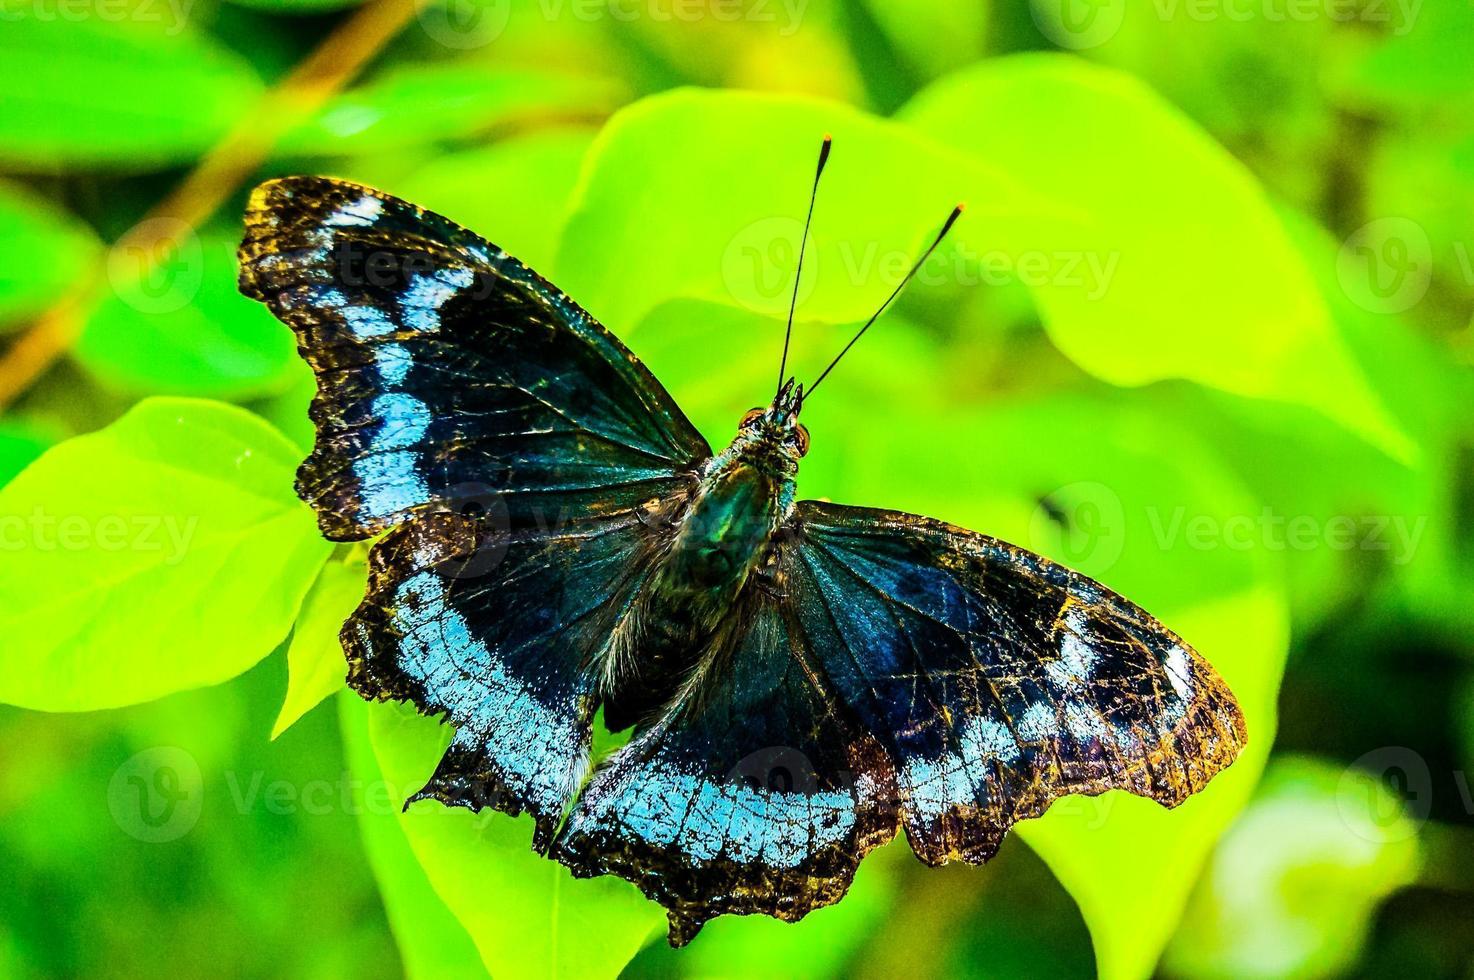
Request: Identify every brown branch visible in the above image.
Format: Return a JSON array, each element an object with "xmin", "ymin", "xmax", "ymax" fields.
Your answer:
[{"xmin": 0, "ymin": 0, "xmax": 418, "ymax": 408}]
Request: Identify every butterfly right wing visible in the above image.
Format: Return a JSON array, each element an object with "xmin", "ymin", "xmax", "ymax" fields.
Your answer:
[{"xmin": 239, "ymin": 176, "xmax": 711, "ymax": 540}]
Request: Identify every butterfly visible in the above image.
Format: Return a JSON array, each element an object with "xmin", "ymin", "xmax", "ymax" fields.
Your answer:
[{"xmin": 238, "ymin": 139, "xmax": 1246, "ymax": 947}]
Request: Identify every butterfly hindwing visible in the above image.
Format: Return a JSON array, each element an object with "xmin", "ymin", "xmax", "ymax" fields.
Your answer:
[
  {"xmin": 554, "ymin": 593, "xmax": 899, "ymax": 945},
  {"xmin": 788, "ymin": 501, "xmax": 1247, "ymax": 865},
  {"xmin": 239, "ymin": 176, "xmax": 710, "ymax": 540},
  {"xmin": 345, "ymin": 510, "xmax": 662, "ymax": 846}
]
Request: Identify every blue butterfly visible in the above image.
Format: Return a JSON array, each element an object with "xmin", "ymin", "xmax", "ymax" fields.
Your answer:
[{"xmin": 238, "ymin": 141, "xmax": 1245, "ymax": 946}]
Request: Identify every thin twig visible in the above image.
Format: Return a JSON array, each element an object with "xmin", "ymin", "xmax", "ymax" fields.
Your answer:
[{"xmin": 0, "ymin": 0, "xmax": 418, "ymax": 408}]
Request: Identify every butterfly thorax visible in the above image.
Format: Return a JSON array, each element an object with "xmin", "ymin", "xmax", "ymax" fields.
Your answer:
[{"xmin": 601, "ymin": 414, "xmax": 802, "ymax": 730}]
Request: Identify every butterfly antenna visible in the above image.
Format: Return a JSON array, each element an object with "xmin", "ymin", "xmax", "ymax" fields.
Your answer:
[
  {"xmin": 804, "ymin": 203, "xmax": 964, "ymax": 400},
  {"xmin": 777, "ymin": 134, "xmax": 832, "ymax": 401}
]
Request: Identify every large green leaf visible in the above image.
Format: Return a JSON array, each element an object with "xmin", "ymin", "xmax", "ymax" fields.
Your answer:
[
  {"xmin": 362, "ymin": 699, "xmax": 662, "ymax": 979},
  {"xmin": 897, "ymin": 55, "xmax": 1408, "ymax": 460},
  {"xmin": 554, "ymin": 87, "xmax": 1054, "ymax": 336},
  {"xmin": 554, "ymin": 76, "xmax": 1404, "ymax": 459},
  {"xmin": 0, "ymin": 398, "xmax": 329, "ymax": 710},
  {"xmin": 272, "ymin": 557, "xmax": 366, "ymax": 739},
  {"xmin": 0, "ymin": 181, "xmax": 99, "ymax": 330},
  {"xmin": 338, "ymin": 694, "xmax": 490, "ymax": 980},
  {"xmin": 0, "ymin": 11, "xmax": 263, "ymax": 170},
  {"xmin": 77, "ymin": 233, "xmax": 300, "ymax": 400}
]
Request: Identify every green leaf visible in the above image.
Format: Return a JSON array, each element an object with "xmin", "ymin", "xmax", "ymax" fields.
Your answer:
[
  {"xmin": 361, "ymin": 698, "xmax": 662, "ymax": 980},
  {"xmin": 554, "ymin": 79, "xmax": 1405, "ymax": 460},
  {"xmin": 1161, "ymin": 205, "xmax": 1471, "ymax": 632},
  {"xmin": 897, "ymin": 55, "xmax": 1409, "ymax": 461},
  {"xmin": 76, "ymin": 233, "xmax": 300, "ymax": 400},
  {"xmin": 0, "ymin": 398, "xmax": 329, "ymax": 711},
  {"xmin": 1164, "ymin": 755, "xmax": 1422, "ymax": 979},
  {"xmin": 272, "ymin": 557, "xmax": 366, "ymax": 739},
  {"xmin": 0, "ymin": 11, "xmax": 263, "ymax": 170},
  {"xmin": 860, "ymin": 0, "xmax": 989, "ymax": 80},
  {"xmin": 274, "ymin": 66, "xmax": 619, "ymax": 157},
  {"xmin": 554, "ymin": 87, "xmax": 1057, "ymax": 335},
  {"xmin": 338, "ymin": 694, "xmax": 490, "ymax": 980},
  {"xmin": 395, "ymin": 127, "xmax": 597, "ymax": 272},
  {"xmin": 0, "ymin": 180, "xmax": 98, "ymax": 330}
]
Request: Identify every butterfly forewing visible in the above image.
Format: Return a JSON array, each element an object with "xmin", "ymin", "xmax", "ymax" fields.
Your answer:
[{"xmin": 239, "ymin": 176, "xmax": 710, "ymax": 541}]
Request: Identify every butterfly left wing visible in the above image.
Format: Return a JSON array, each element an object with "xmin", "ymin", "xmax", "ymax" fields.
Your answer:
[{"xmin": 787, "ymin": 501, "xmax": 1247, "ymax": 866}]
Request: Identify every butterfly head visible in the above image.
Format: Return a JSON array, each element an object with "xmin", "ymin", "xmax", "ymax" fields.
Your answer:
[{"xmin": 735, "ymin": 379, "xmax": 809, "ymax": 469}]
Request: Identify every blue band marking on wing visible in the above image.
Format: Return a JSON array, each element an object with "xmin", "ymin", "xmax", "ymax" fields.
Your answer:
[
  {"xmin": 394, "ymin": 567, "xmax": 591, "ymax": 814},
  {"xmin": 402, "ymin": 267, "xmax": 476, "ymax": 333},
  {"xmin": 327, "ymin": 194, "xmax": 384, "ymax": 227}
]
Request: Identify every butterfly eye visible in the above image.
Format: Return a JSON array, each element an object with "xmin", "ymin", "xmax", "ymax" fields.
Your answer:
[
  {"xmin": 793, "ymin": 424, "xmax": 810, "ymax": 457},
  {"xmin": 740, "ymin": 407, "xmax": 765, "ymax": 428}
]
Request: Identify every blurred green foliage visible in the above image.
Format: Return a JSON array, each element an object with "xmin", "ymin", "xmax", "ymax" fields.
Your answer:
[{"xmin": 0, "ymin": 0, "xmax": 1471, "ymax": 977}]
